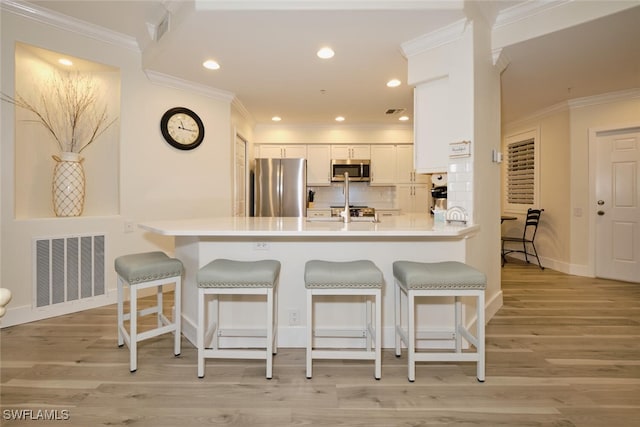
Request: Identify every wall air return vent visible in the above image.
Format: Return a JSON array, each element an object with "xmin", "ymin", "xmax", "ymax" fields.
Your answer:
[{"xmin": 33, "ymin": 234, "xmax": 105, "ymax": 308}]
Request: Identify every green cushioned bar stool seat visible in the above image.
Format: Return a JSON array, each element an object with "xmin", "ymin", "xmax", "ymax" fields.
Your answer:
[
  {"xmin": 393, "ymin": 261, "xmax": 486, "ymax": 382},
  {"xmin": 196, "ymin": 259, "xmax": 281, "ymax": 379},
  {"xmin": 115, "ymin": 251, "xmax": 183, "ymax": 372},
  {"xmin": 304, "ymin": 260, "xmax": 383, "ymax": 380}
]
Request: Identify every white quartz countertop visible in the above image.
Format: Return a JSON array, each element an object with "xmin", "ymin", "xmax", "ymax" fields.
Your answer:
[{"xmin": 138, "ymin": 214, "xmax": 478, "ymax": 238}]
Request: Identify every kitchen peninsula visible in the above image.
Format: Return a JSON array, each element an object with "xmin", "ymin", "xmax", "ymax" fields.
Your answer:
[{"xmin": 139, "ymin": 214, "xmax": 480, "ymax": 348}]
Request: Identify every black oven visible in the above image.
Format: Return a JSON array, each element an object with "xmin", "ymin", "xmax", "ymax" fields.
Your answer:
[{"xmin": 331, "ymin": 159, "xmax": 370, "ymax": 182}]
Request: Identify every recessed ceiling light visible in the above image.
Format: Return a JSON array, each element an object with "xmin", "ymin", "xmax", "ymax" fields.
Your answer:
[
  {"xmin": 317, "ymin": 47, "xmax": 335, "ymax": 59},
  {"xmin": 387, "ymin": 79, "xmax": 401, "ymax": 88},
  {"xmin": 335, "ymin": 116, "xmax": 345, "ymax": 122},
  {"xmin": 58, "ymin": 58, "xmax": 73, "ymax": 66},
  {"xmin": 399, "ymin": 115, "xmax": 410, "ymax": 121},
  {"xmin": 202, "ymin": 60, "xmax": 220, "ymax": 70},
  {"xmin": 272, "ymin": 116, "xmax": 282, "ymax": 122}
]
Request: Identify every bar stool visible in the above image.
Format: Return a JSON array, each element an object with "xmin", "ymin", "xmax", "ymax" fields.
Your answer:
[
  {"xmin": 393, "ymin": 261, "xmax": 486, "ymax": 382},
  {"xmin": 305, "ymin": 260, "xmax": 383, "ymax": 380},
  {"xmin": 196, "ymin": 259, "xmax": 280, "ymax": 379},
  {"xmin": 115, "ymin": 251, "xmax": 183, "ymax": 372}
]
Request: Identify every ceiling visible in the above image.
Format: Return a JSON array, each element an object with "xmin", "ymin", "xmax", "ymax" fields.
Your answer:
[{"xmin": 26, "ymin": 0, "xmax": 640, "ymax": 126}]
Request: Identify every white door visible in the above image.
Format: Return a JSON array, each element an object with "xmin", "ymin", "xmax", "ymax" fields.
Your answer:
[
  {"xmin": 595, "ymin": 127, "xmax": 640, "ymax": 283},
  {"xmin": 234, "ymin": 134, "xmax": 247, "ymax": 217}
]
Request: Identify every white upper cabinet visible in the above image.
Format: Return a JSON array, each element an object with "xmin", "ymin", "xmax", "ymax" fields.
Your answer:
[
  {"xmin": 413, "ymin": 79, "xmax": 451, "ymax": 173},
  {"xmin": 396, "ymin": 144, "xmax": 430, "ymax": 184},
  {"xmin": 331, "ymin": 145, "xmax": 370, "ymax": 160},
  {"xmin": 306, "ymin": 144, "xmax": 331, "ymax": 186},
  {"xmin": 369, "ymin": 145, "xmax": 396, "ymax": 185},
  {"xmin": 257, "ymin": 145, "xmax": 307, "ymax": 159}
]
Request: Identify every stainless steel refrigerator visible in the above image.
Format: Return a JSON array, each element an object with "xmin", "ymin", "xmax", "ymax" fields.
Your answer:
[{"xmin": 254, "ymin": 158, "xmax": 307, "ymax": 217}]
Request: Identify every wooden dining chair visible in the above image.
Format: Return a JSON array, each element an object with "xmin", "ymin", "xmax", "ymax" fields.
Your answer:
[{"xmin": 501, "ymin": 208, "xmax": 544, "ymax": 269}]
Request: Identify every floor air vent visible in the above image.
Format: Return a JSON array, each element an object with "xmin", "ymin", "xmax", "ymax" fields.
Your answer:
[{"xmin": 34, "ymin": 234, "xmax": 105, "ymax": 308}]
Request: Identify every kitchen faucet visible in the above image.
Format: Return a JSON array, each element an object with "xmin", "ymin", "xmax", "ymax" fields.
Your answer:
[{"xmin": 341, "ymin": 171, "xmax": 351, "ymax": 223}]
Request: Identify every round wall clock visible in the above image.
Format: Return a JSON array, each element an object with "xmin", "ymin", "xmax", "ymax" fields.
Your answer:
[{"xmin": 160, "ymin": 107, "xmax": 205, "ymax": 150}]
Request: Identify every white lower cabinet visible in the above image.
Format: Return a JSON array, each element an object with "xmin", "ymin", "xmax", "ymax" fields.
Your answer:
[
  {"xmin": 307, "ymin": 209, "xmax": 331, "ymax": 218},
  {"xmin": 397, "ymin": 184, "xmax": 430, "ymax": 214}
]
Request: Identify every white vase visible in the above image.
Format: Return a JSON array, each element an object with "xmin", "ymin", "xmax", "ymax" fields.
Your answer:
[{"xmin": 52, "ymin": 152, "xmax": 85, "ymax": 217}]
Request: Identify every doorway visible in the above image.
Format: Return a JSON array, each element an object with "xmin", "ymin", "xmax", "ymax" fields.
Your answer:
[
  {"xmin": 592, "ymin": 126, "xmax": 640, "ymax": 283},
  {"xmin": 233, "ymin": 133, "xmax": 248, "ymax": 217}
]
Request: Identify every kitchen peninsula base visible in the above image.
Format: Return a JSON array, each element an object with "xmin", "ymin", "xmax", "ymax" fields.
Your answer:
[{"xmin": 139, "ymin": 216, "xmax": 480, "ymax": 349}]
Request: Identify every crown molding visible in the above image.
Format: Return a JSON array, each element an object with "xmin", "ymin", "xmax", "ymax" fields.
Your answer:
[
  {"xmin": 1, "ymin": 0, "xmax": 140, "ymax": 51},
  {"xmin": 492, "ymin": 48, "xmax": 510, "ymax": 73},
  {"xmin": 145, "ymin": 70, "xmax": 235, "ymax": 103},
  {"xmin": 232, "ymin": 98, "xmax": 256, "ymax": 124},
  {"xmin": 568, "ymin": 88, "xmax": 640, "ymax": 109},
  {"xmin": 493, "ymin": 0, "xmax": 571, "ymax": 29},
  {"xmin": 401, "ymin": 18, "xmax": 467, "ymax": 58}
]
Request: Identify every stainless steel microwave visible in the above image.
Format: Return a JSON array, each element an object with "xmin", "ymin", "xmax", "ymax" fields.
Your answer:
[{"xmin": 331, "ymin": 159, "xmax": 371, "ymax": 182}]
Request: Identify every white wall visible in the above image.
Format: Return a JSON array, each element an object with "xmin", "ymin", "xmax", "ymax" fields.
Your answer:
[
  {"xmin": 503, "ymin": 108, "xmax": 571, "ymax": 271},
  {"xmin": 1, "ymin": 9, "xmax": 233, "ymax": 326},
  {"xmin": 502, "ymin": 92, "xmax": 640, "ymax": 275}
]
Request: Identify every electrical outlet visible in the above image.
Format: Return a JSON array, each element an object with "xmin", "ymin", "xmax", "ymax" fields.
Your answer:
[
  {"xmin": 124, "ymin": 221, "xmax": 135, "ymax": 233},
  {"xmin": 254, "ymin": 242, "xmax": 270, "ymax": 250},
  {"xmin": 288, "ymin": 309, "xmax": 300, "ymax": 326}
]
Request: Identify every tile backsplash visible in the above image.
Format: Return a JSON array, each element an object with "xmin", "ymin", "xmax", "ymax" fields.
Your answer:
[
  {"xmin": 447, "ymin": 158, "xmax": 474, "ymax": 222},
  {"xmin": 308, "ymin": 183, "xmax": 397, "ymax": 209}
]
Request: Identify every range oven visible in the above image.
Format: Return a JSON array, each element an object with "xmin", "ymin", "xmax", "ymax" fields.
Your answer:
[
  {"xmin": 330, "ymin": 206, "xmax": 375, "ymax": 218},
  {"xmin": 331, "ymin": 159, "xmax": 371, "ymax": 182}
]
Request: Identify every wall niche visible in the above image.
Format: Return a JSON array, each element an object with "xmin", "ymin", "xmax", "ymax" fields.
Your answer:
[{"xmin": 12, "ymin": 42, "xmax": 120, "ymax": 219}]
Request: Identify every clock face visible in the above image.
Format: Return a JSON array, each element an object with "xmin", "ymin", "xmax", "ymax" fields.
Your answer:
[{"xmin": 160, "ymin": 107, "xmax": 205, "ymax": 150}]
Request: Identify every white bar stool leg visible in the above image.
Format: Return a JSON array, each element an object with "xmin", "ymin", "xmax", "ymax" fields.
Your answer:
[
  {"xmin": 273, "ymin": 286, "xmax": 278, "ymax": 355},
  {"xmin": 129, "ymin": 284, "xmax": 138, "ymax": 373},
  {"xmin": 394, "ymin": 281, "xmax": 402, "ymax": 356},
  {"xmin": 156, "ymin": 285, "xmax": 163, "ymax": 328},
  {"xmin": 374, "ymin": 289, "xmax": 382, "ymax": 380},
  {"xmin": 366, "ymin": 296, "xmax": 372, "ymax": 351},
  {"xmin": 174, "ymin": 278, "xmax": 181, "ymax": 357},
  {"xmin": 266, "ymin": 288, "xmax": 274, "ymax": 379},
  {"xmin": 197, "ymin": 287, "xmax": 205, "ymax": 379},
  {"xmin": 454, "ymin": 296, "xmax": 462, "ymax": 353},
  {"xmin": 212, "ymin": 294, "xmax": 219, "ymax": 350},
  {"xmin": 306, "ymin": 289, "xmax": 313, "ymax": 379},
  {"xmin": 117, "ymin": 277, "xmax": 124, "ymax": 347},
  {"xmin": 477, "ymin": 291, "xmax": 486, "ymax": 382},
  {"xmin": 408, "ymin": 291, "xmax": 415, "ymax": 382}
]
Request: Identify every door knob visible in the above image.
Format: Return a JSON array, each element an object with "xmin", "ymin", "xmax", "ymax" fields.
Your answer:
[
  {"xmin": 597, "ymin": 210, "xmax": 605, "ymax": 216},
  {"xmin": 597, "ymin": 200, "xmax": 605, "ymax": 205}
]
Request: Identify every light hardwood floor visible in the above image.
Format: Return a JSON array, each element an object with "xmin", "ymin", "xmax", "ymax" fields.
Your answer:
[{"xmin": 1, "ymin": 262, "xmax": 639, "ymax": 426}]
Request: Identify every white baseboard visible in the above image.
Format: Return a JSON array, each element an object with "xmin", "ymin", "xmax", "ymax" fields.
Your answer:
[{"xmin": 0, "ymin": 293, "xmax": 117, "ymax": 328}]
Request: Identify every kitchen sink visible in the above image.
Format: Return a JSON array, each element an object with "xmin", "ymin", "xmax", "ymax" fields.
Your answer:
[{"xmin": 306, "ymin": 216, "xmax": 379, "ymax": 223}]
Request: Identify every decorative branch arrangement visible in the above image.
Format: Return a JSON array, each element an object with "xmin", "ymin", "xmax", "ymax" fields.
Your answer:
[{"xmin": 1, "ymin": 71, "xmax": 117, "ymax": 153}]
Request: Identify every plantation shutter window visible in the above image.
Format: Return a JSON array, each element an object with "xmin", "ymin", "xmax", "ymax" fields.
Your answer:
[
  {"xmin": 503, "ymin": 128, "xmax": 539, "ymax": 212},
  {"xmin": 507, "ymin": 138, "xmax": 535, "ymax": 205}
]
